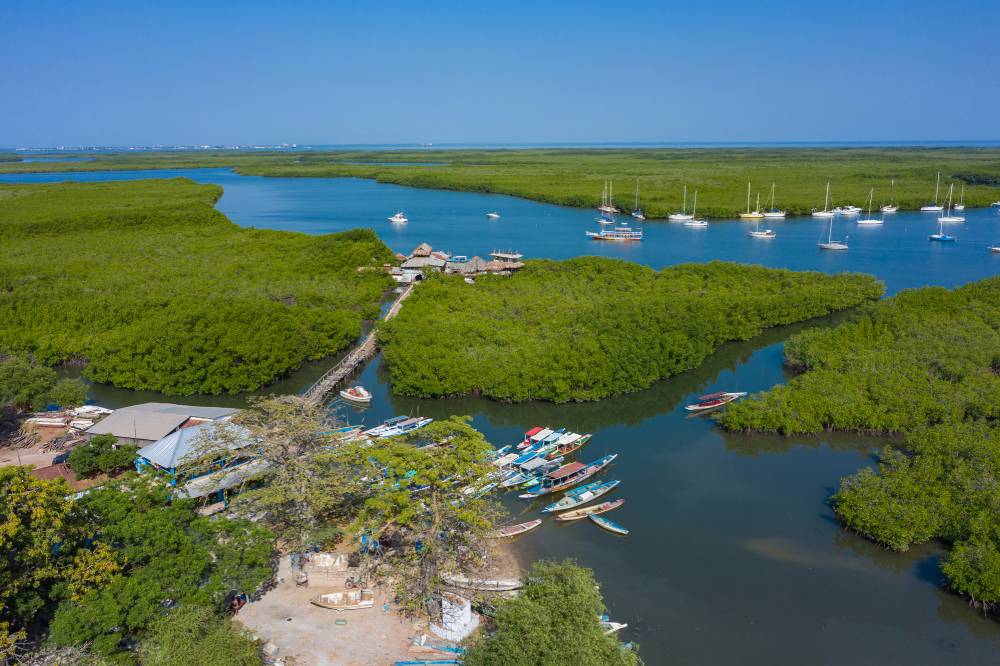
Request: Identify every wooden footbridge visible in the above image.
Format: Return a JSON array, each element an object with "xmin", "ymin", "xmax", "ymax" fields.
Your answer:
[{"xmin": 302, "ymin": 283, "xmax": 414, "ymax": 405}]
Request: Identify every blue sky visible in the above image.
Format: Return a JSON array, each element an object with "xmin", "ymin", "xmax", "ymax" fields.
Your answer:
[{"xmin": 3, "ymin": 0, "xmax": 999, "ymax": 147}]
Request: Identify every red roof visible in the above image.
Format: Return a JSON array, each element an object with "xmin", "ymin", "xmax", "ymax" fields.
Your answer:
[
  {"xmin": 547, "ymin": 462, "xmax": 585, "ymax": 479},
  {"xmin": 524, "ymin": 426, "xmax": 544, "ymax": 437}
]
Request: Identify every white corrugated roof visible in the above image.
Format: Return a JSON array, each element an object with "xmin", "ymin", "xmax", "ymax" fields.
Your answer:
[
  {"xmin": 138, "ymin": 421, "xmax": 251, "ymax": 470},
  {"xmin": 85, "ymin": 403, "xmax": 238, "ymax": 442}
]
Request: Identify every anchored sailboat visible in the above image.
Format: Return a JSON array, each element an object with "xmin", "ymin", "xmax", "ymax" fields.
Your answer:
[
  {"xmin": 739, "ymin": 182, "xmax": 764, "ymax": 219},
  {"xmin": 939, "ymin": 183, "xmax": 965, "ymax": 223},
  {"xmin": 668, "ymin": 185, "xmax": 694, "ymax": 221},
  {"xmin": 920, "ymin": 172, "xmax": 944, "ymax": 211},
  {"xmin": 812, "ymin": 182, "xmax": 835, "ymax": 218},
  {"xmin": 818, "ymin": 211, "xmax": 848, "ymax": 250},
  {"xmin": 857, "ymin": 188, "xmax": 883, "ymax": 225},
  {"xmin": 763, "ymin": 183, "xmax": 785, "ymax": 218},
  {"xmin": 955, "ymin": 183, "xmax": 966, "ymax": 211},
  {"xmin": 683, "ymin": 190, "xmax": 708, "ymax": 227},
  {"xmin": 631, "ymin": 179, "xmax": 646, "ymax": 220},
  {"xmin": 880, "ymin": 179, "xmax": 898, "ymax": 213}
]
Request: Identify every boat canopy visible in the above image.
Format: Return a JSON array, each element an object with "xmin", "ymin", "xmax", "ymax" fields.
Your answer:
[
  {"xmin": 547, "ymin": 462, "xmax": 585, "ymax": 480},
  {"xmin": 556, "ymin": 432, "xmax": 581, "ymax": 446},
  {"xmin": 524, "ymin": 426, "xmax": 544, "ymax": 438},
  {"xmin": 697, "ymin": 391, "xmax": 729, "ymax": 401},
  {"xmin": 531, "ymin": 428, "xmax": 554, "ymax": 442},
  {"xmin": 542, "ymin": 430, "xmax": 565, "ymax": 444},
  {"xmin": 520, "ymin": 457, "xmax": 551, "ymax": 472}
]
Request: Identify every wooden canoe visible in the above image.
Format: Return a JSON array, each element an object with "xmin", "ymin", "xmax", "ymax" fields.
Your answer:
[
  {"xmin": 491, "ymin": 519, "xmax": 542, "ymax": 538},
  {"xmin": 590, "ymin": 514, "xmax": 630, "ymax": 535},
  {"xmin": 555, "ymin": 498, "xmax": 625, "ymax": 521},
  {"xmin": 310, "ymin": 588, "xmax": 375, "ymax": 610}
]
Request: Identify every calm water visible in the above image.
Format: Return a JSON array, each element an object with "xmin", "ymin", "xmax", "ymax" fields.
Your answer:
[{"xmin": 6, "ymin": 168, "xmax": 1000, "ymax": 664}]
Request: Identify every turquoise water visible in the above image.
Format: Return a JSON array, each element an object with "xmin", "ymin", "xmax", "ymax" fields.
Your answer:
[{"xmin": 6, "ymin": 168, "xmax": 1000, "ymax": 663}]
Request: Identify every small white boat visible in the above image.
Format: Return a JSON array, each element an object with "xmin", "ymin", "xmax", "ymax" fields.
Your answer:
[
  {"xmin": 491, "ymin": 519, "xmax": 542, "ymax": 538},
  {"xmin": 339, "ymin": 385, "xmax": 372, "ymax": 404},
  {"xmin": 486, "ymin": 212, "xmax": 500, "ymax": 219},
  {"xmin": 762, "ymin": 183, "xmax": 785, "ymax": 218},
  {"xmin": 812, "ymin": 182, "xmax": 835, "ymax": 218},
  {"xmin": 683, "ymin": 190, "xmax": 707, "ymax": 226},
  {"xmin": 601, "ymin": 620, "xmax": 628, "ymax": 635},
  {"xmin": 310, "ymin": 589, "xmax": 375, "ymax": 611},
  {"xmin": 989, "ymin": 246, "xmax": 1000, "ymax": 253},
  {"xmin": 590, "ymin": 514, "xmax": 629, "ymax": 535},
  {"xmin": 992, "ymin": 201, "xmax": 1000, "ymax": 208},
  {"xmin": 880, "ymin": 178, "xmax": 898, "ymax": 213},
  {"xmin": 920, "ymin": 172, "xmax": 943, "ymax": 211},
  {"xmin": 748, "ymin": 211, "xmax": 776, "ymax": 238},
  {"xmin": 441, "ymin": 573, "xmax": 522, "ymax": 591},
  {"xmin": 837, "ymin": 205, "xmax": 861, "ymax": 215},
  {"xmin": 818, "ymin": 211, "xmax": 848, "ymax": 250},
  {"xmin": 954, "ymin": 184, "xmax": 965, "ymax": 210},
  {"xmin": 668, "ymin": 185, "xmax": 695, "ymax": 221},
  {"xmin": 631, "ymin": 179, "xmax": 646, "ymax": 220},
  {"xmin": 388, "ymin": 212, "xmax": 408, "ymax": 224},
  {"xmin": 856, "ymin": 188, "xmax": 883, "ymax": 225},
  {"xmin": 938, "ymin": 183, "xmax": 965, "ymax": 223}
]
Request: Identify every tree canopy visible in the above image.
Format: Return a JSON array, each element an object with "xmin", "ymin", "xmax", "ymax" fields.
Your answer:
[
  {"xmin": 464, "ymin": 560, "xmax": 640, "ymax": 666},
  {"xmin": 719, "ymin": 276, "xmax": 1000, "ymax": 608},
  {"xmin": 379, "ymin": 258, "xmax": 882, "ymax": 402},
  {"xmin": 0, "ymin": 179, "xmax": 395, "ymax": 395},
  {"xmin": 0, "ymin": 356, "xmax": 87, "ymax": 411}
]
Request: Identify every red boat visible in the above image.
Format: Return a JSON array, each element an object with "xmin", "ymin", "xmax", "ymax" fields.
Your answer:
[{"xmin": 684, "ymin": 391, "xmax": 747, "ymax": 412}]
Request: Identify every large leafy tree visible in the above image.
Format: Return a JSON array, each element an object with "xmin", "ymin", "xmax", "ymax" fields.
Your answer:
[
  {"xmin": 0, "ymin": 468, "xmax": 80, "ymax": 658},
  {"xmin": 0, "ymin": 356, "xmax": 87, "ymax": 411},
  {"xmin": 138, "ymin": 605, "xmax": 261, "ymax": 666},
  {"xmin": 465, "ymin": 560, "xmax": 640, "ymax": 666},
  {"xmin": 48, "ymin": 478, "xmax": 274, "ymax": 658},
  {"xmin": 326, "ymin": 416, "xmax": 504, "ymax": 614}
]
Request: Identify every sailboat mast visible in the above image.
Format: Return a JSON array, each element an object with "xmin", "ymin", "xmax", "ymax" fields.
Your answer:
[
  {"xmin": 746, "ymin": 181, "xmax": 751, "ymax": 214},
  {"xmin": 824, "ymin": 182, "xmax": 830, "ymax": 211},
  {"xmin": 683, "ymin": 185, "xmax": 687, "ymax": 213},
  {"xmin": 634, "ymin": 179, "xmax": 639, "ymax": 209},
  {"xmin": 934, "ymin": 171, "xmax": 941, "ymax": 204}
]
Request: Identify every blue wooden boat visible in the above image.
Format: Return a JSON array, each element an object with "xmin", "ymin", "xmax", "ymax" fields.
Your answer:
[
  {"xmin": 590, "ymin": 514, "xmax": 629, "ymax": 535},
  {"xmin": 541, "ymin": 479, "xmax": 620, "ymax": 514}
]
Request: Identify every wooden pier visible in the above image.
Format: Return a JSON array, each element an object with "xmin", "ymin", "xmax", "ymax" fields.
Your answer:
[{"xmin": 302, "ymin": 283, "xmax": 414, "ymax": 405}]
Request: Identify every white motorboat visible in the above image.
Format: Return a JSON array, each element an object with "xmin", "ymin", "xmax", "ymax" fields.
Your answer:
[
  {"xmin": 838, "ymin": 205, "xmax": 861, "ymax": 215},
  {"xmin": 856, "ymin": 188, "xmax": 883, "ymax": 225},
  {"xmin": 486, "ymin": 212, "xmax": 500, "ymax": 219},
  {"xmin": 920, "ymin": 172, "xmax": 943, "ymax": 211},
  {"xmin": 339, "ymin": 385, "xmax": 372, "ymax": 404},
  {"xmin": 668, "ymin": 185, "xmax": 695, "ymax": 221},
  {"xmin": 880, "ymin": 178, "xmax": 898, "ymax": 213},
  {"xmin": 388, "ymin": 212, "xmax": 408, "ymax": 223},
  {"xmin": 812, "ymin": 182, "xmax": 835, "ymax": 218}
]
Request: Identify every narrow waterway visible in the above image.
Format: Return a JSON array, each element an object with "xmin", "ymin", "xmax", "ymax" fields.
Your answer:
[{"xmin": 6, "ymin": 168, "xmax": 1000, "ymax": 664}]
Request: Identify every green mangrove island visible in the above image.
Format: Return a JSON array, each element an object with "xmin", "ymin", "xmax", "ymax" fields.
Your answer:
[
  {"xmin": 4, "ymin": 147, "xmax": 1000, "ymax": 217},
  {"xmin": 720, "ymin": 276, "xmax": 1000, "ymax": 608},
  {"xmin": 378, "ymin": 257, "xmax": 883, "ymax": 402},
  {"xmin": 0, "ymin": 179, "xmax": 395, "ymax": 394}
]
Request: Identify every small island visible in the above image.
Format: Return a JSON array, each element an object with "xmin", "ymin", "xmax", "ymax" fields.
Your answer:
[{"xmin": 379, "ymin": 257, "xmax": 884, "ymax": 402}]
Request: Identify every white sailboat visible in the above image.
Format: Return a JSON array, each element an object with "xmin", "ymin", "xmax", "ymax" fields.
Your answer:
[
  {"xmin": 631, "ymin": 179, "xmax": 646, "ymax": 220},
  {"xmin": 748, "ymin": 215, "xmax": 776, "ymax": 238},
  {"xmin": 920, "ymin": 172, "xmax": 944, "ymax": 211},
  {"xmin": 857, "ymin": 188, "xmax": 883, "ymax": 225},
  {"xmin": 683, "ymin": 190, "xmax": 708, "ymax": 227},
  {"xmin": 668, "ymin": 185, "xmax": 694, "ymax": 221},
  {"xmin": 763, "ymin": 183, "xmax": 785, "ymax": 218},
  {"xmin": 929, "ymin": 216, "xmax": 956, "ymax": 242},
  {"xmin": 818, "ymin": 213, "xmax": 848, "ymax": 250},
  {"xmin": 955, "ymin": 183, "xmax": 965, "ymax": 211},
  {"xmin": 938, "ymin": 183, "xmax": 965, "ymax": 223},
  {"xmin": 739, "ymin": 182, "xmax": 764, "ymax": 219},
  {"xmin": 880, "ymin": 179, "xmax": 898, "ymax": 213},
  {"xmin": 812, "ymin": 182, "xmax": 835, "ymax": 218}
]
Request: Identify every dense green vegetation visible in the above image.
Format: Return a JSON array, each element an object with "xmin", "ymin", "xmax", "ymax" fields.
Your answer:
[
  {"xmin": 379, "ymin": 258, "xmax": 882, "ymax": 402},
  {"xmin": 719, "ymin": 278, "xmax": 1000, "ymax": 435},
  {"xmin": 3, "ymin": 147, "xmax": 1000, "ymax": 216},
  {"xmin": 719, "ymin": 277, "xmax": 1000, "ymax": 607},
  {"xmin": 138, "ymin": 605, "xmax": 261, "ymax": 666},
  {"xmin": 0, "ymin": 356, "xmax": 87, "ymax": 411},
  {"xmin": 67, "ymin": 435, "xmax": 138, "ymax": 479},
  {"xmin": 465, "ymin": 560, "xmax": 639, "ymax": 666},
  {"xmin": 0, "ymin": 179, "xmax": 395, "ymax": 394}
]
